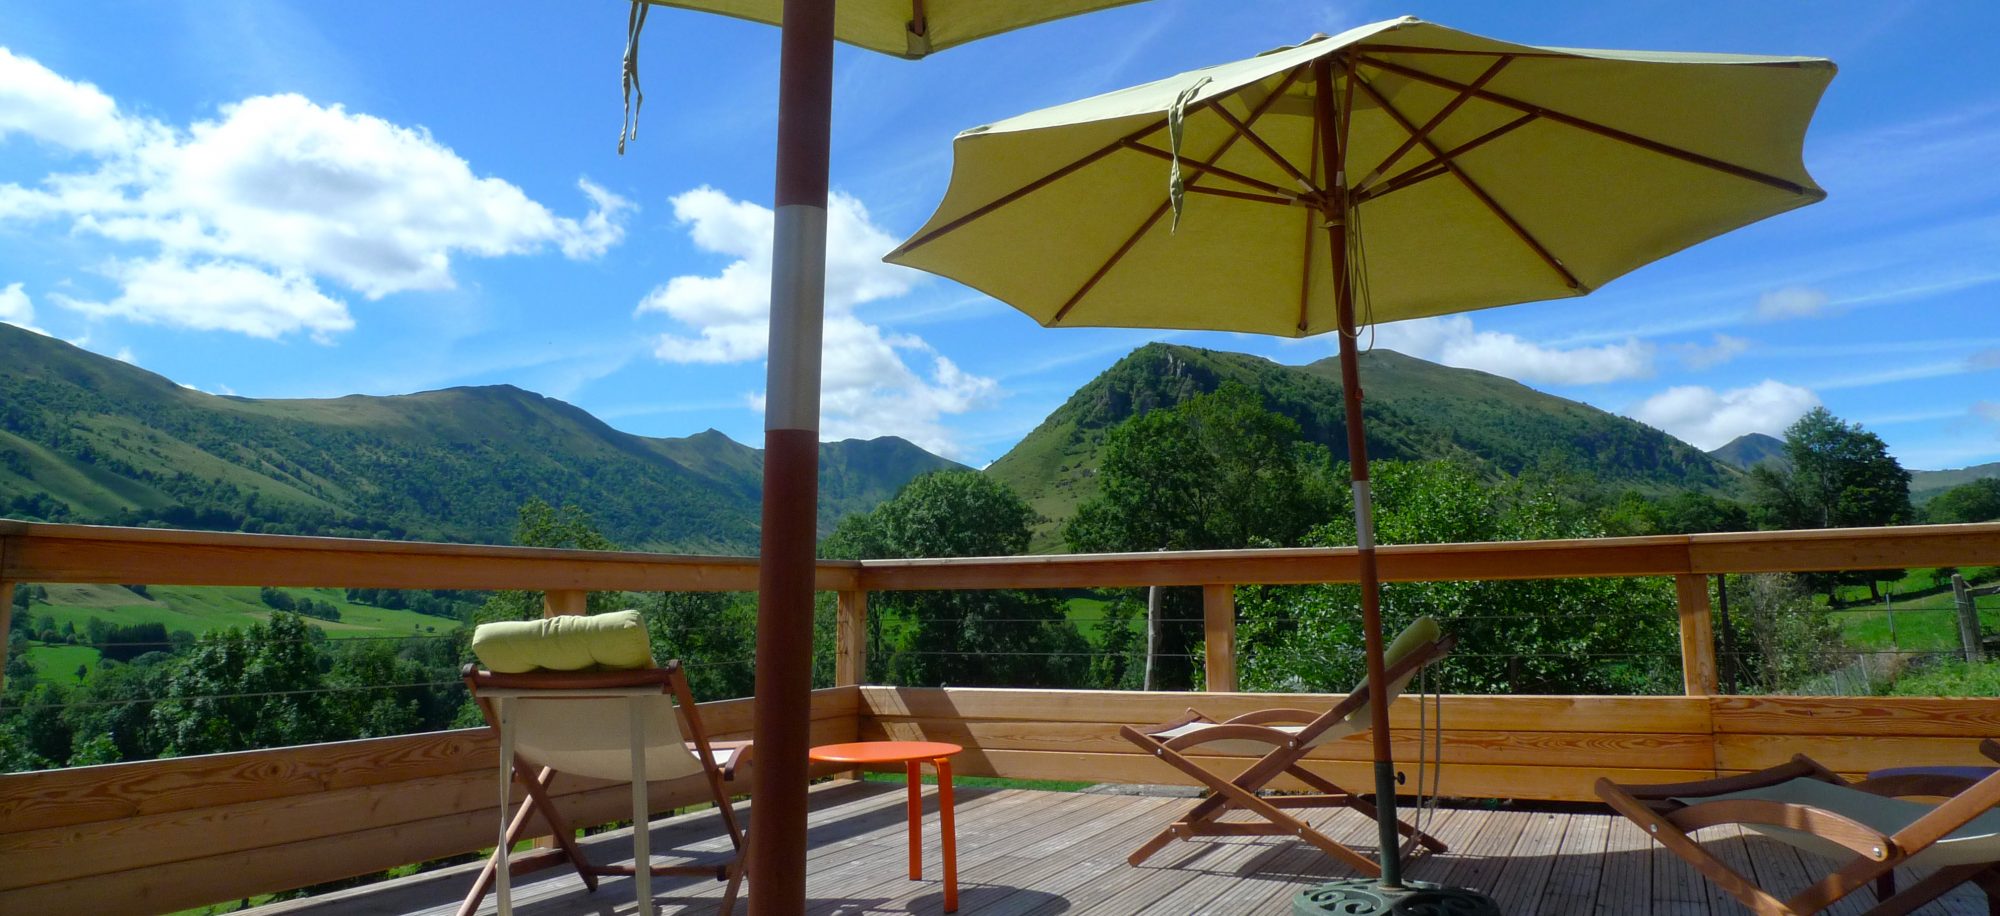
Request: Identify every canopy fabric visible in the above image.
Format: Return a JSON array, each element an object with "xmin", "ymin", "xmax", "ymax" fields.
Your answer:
[
  {"xmin": 883, "ymin": 16, "xmax": 1834, "ymax": 336},
  {"xmin": 637, "ymin": 0, "xmax": 1150, "ymax": 58}
]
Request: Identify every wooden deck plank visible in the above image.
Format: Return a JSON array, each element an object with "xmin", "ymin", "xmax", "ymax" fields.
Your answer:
[
  {"xmin": 1598, "ymin": 808, "xmax": 1654, "ymax": 914},
  {"xmin": 1650, "ymin": 817, "xmax": 1713, "ymax": 916},
  {"xmin": 1486, "ymin": 811, "xmax": 1569, "ymax": 913},
  {"xmin": 245, "ymin": 788, "xmax": 1984, "ymax": 916},
  {"xmin": 1537, "ymin": 807, "xmax": 1609, "ymax": 914}
]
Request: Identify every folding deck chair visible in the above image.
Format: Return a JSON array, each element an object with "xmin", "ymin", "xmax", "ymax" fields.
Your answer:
[
  {"xmin": 459, "ymin": 611, "xmax": 748, "ymax": 916},
  {"xmin": 1120, "ymin": 616, "xmax": 1455, "ymax": 875},
  {"xmin": 1599, "ymin": 741, "xmax": 2000, "ymax": 916}
]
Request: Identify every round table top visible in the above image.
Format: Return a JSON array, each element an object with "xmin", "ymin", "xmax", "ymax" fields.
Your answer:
[{"xmin": 809, "ymin": 740, "xmax": 963, "ymax": 765}]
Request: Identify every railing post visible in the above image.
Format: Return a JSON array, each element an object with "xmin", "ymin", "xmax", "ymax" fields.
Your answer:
[
  {"xmin": 1203, "ymin": 584, "xmax": 1238, "ymax": 692},
  {"xmin": 1674, "ymin": 574, "xmax": 1718, "ymax": 696},
  {"xmin": 836, "ymin": 590, "xmax": 868, "ymax": 686},
  {"xmin": 542, "ymin": 590, "xmax": 587, "ymax": 617},
  {"xmin": 1953, "ymin": 574, "xmax": 1984, "ymax": 662},
  {"xmin": 0, "ymin": 579, "xmax": 13, "ymax": 695}
]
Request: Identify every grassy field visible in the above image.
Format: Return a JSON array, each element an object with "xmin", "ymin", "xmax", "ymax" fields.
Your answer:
[
  {"xmin": 20, "ymin": 583, "xmax": 458, "ymax": 639},
  {"xmin": 1824, "ymin": 567, "xmax": 2000, "ymax": 653},
  {"xmin": 15, "ymin": 583, "xmax": 462, "ymax": 685}
]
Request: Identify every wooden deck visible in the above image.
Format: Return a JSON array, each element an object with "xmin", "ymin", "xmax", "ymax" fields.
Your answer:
[{"xmin": 241, "ymin": 780, "xmax": 1996, "ymax": 916}]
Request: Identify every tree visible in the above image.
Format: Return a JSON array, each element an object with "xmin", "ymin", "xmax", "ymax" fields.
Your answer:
[
  {"xmin": 824, "ymin": 472, "xmax": 1089, "ymax": 688},
  {"xmin": 473, "ymin": 498, "xmax": 622, "ymax": 625},
  {"xmin": 1065, "ymin": 383, "xmax": 1338, "ymax": 554},
  {"xmin": 1751, "ymin": 409, "xmax": 1913, "ymax": 601},
  {"xmin": 152, "ymin": 613, "xmax": 330, "ymax": 756},
  {"xmin": 1926, "ymin": 478, "xmax": 2000, "ymax": 524},
  {"xmin": 1063, "ymin": 384, "xmax": 1339, "ymax": 688},
  {"xmin": 644, "ymin": 591, "xmax": 757, "ymax": 700},
  {"xmin": 1237, "ymin": 461, "xmax": 1683, "ymax": 695}
]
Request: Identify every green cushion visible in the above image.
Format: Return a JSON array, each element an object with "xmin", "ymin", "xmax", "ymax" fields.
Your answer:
[
  {"xmin": 472, "ymin": 609, "xmax": 654, "ymax": 673},
  {"xmin": 1383, "ymin": 616, "xmax": 1442, "ymax": 669}
]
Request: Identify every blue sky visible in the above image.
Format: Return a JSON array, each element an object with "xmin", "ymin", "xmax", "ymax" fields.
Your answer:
[{"xmin": 1, "ymin": 0, "xmax": 1996, "ymax": 470}]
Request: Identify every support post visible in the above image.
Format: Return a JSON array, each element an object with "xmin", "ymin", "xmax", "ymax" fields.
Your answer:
[
  {"xmin": 1202, "ymin": 584, "xmax": 1238, "ymax": 692},
  {"xmin": 1143, "ymin": 584, "xmax": 1161, "ymax": 691},
  {"xmin": 542, "ymin": 590, "xmax": 587, "ymax": 617},
  {"xmin": 1954, "ymin": 574, "xmax": 1984, "ymax": 663},
  {"xmin": 835, "ymin": 590, "xmax": 868, "ymax": 686},
  {"xmin": 1675, "ymin": 574, "xmax": 1719, "ymax": 696},
  {"xmin": 751, "ymin": 1, "xmax": 835, "ymax": 911}
]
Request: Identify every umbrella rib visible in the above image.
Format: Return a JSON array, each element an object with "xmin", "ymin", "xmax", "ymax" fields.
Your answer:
[
  {"xmin": 909, "ymin": 0, "xmax": 927, "ymax": 36},
  {"xmin": 1357, "ymin": 112, "xmax": 1538, "ymax": 204},
  {"xmin": 1356, "ymin": 55, "xmax": 1512, "ymax": 191},
  {"xmin": 1048, "ymin": 65, "xmax": 1309, "ymax": 325},
  {"xmin": 1352, "ymin": 71, "xmax": 1584, "ymax": 292},
  {"xmin": 1122, "ymin": 141, "xmax": 1301, "ymax": 201},
  {"xmin": 1211, "ymin": 98, "xmax": 1317, "ymax": 191},
  {"xmin": 1185, "ymin": 185, "xmax": 1301, "ymax": 207},
  {"xmin": 1361, "ymin": 43, "xmax": 1820, "ymax": 67},
  {"xmin": 1356, "ymin": 54, "xmax": 1820, "ymax": 198},
  {"xmin": 1294, "ymin": 115, "xmax": 1320, "ymax": 334}
]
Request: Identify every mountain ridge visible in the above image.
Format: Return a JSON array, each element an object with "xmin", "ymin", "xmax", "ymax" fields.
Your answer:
[
  {"xmin": 0, "ymin": 324, "xmax": 963, "ymax": 551},
  {"xmin": 986, "ymin": 343, "xmax": 1745, "ymax": 547}
]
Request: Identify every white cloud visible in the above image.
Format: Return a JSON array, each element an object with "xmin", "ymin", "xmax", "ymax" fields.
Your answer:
[
  {"xmin": 1372, "ymin": 315, "xmax": 1654, "ymax": 385},
  {"xmin": 1675, "ymin": 333, "xmax": 1750, "ymax": 370},
  {"xmin": 637, "ymin": 186, "xmax": 996, "ymax": 457},
  {"xmin": 53, "ymin": 258, "xmax": 352, "ymax": 340},
  {"xmin": 1756, "ymin": 286, "xmax": 1830, "ymax": 321},
  {"xmin": 1976, "ymin": 402, "xmax": 2000, "ymax": 425},
  {"xmin": 1626, "ymin": 381, "xmax": 1821, "ymax": 451},
  {"xmin": 0, "ymin": 55, "xmax": 632, "ymax": 337},
  {"xmin": 0, "ymin": 47, "xmax": 132, "ymax": 153},
  {"xmin": 0, "ymin": 281, "xmax": 48, "ymax": 335}
]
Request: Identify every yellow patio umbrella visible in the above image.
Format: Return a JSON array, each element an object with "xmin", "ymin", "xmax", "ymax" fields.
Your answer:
[
  {"xmin": 620, "ymin": 3, "xmax": 1152, "ymax": 913},
  {"xmin": 638, "ymin": 0, "xmax": 1150, "ymax": 58},
  {"xmin": 886, "ymin": 15, "xmax": 1832, "ymax": 910}
]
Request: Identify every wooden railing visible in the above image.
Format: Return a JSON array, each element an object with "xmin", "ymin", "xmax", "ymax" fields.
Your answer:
[{"xmin": 2, "ymin": 519, "xmax": 1999, "ymax": 914}]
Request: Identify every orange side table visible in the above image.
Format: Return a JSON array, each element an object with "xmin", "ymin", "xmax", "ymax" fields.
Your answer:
[{"xmin": 810, "ymin": 740, "xmax": 963, "ymax": 912}]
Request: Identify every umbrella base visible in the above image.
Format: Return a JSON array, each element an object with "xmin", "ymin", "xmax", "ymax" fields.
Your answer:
[{"xmin": 1292, "ymin": 878, "xmax": 1501, "ymax": 915}]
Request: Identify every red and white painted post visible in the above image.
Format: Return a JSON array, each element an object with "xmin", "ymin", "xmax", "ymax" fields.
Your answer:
[{"xmin": 750, "ymin": 0, "xmax": 835, "ymax": 912}]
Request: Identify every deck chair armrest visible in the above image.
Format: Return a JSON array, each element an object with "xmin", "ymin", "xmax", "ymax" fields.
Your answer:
[
  {"xmin": 1984, "ymin": 738, "xmax": 2000, "ymax": 764},
  {"xmin": 1161, "ymin": 723, "xmax": 1301, "ymax": 753},
  {"xmin": 704, "ymin": 740, "xmax": 752, "ymax": 781},
  {"xmin": 465, "ymin": 666, "xmax": 677, "ymax": 691},
  {"xmin": 1221, "ymin": 708, "xmax": 1322, "ymax": 726},
  {"xmin": 1892, "ymin": 765, "xmax": 2000, "ymax": 853},
  {"xmin": 1666, "ymin": 798, "xmax": 1895, "ymax": 861},
  {"xmin": 1598, "ymin": 756, "xmax": 1828, "ymax": 804}
]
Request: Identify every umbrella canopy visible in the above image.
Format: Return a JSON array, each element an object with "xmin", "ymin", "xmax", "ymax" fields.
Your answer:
[
  {"xmin": 885, "ymin": 15, "xmax": 1831, "ymax": 895},
  {"xmin": 885, "ymin": 16, "xmax": 1831, "ymax": 334},
  {"xmin": 639, "ymin": 0, "xmax": 1150, "ymax": 58}
]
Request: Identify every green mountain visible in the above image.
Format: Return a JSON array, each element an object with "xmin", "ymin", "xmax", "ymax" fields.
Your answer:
[
  {"xmin": 1709, "ymin": 433, "xmax": 1788, "ymax": 472},
  {"xmin": 1912, "ymin": 462, "xmax": 2000, "ymax": 503},
  {"xmin": 0, "ymin": 324, "xmax": 963, "ymax": 551},
  {"xmin": 985, "ymin": 343, "xmax": 1741, "ymax": 547}
]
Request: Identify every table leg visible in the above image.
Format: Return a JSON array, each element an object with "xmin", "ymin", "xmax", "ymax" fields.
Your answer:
[
  {"xmin": 907, "ymin": 759, "xmax": 922, "ymax": 881},
  {"xmin": 938, "ymin": 756, "xmax": 957, "ymax": 913}
]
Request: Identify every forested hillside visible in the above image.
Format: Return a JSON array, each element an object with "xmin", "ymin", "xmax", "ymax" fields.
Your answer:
[
  {"xmin": 986, "ymin": 343, "xmax": 1742, "ymax": 545},
  {"xmin": 0, "ymin": 325, "xmax": 961, "ymax": 551}
]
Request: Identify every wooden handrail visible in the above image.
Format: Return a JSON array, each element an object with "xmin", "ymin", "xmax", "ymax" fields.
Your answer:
[{"xmin": 7, "ymin": 520, "xmax": 1996, "ymax": 592}]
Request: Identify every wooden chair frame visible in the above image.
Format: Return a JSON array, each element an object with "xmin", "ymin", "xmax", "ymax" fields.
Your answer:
[
  {"xmin": 458, "ymin": 662, "xmax": 748, "ymax": 916},
  {"xmin": 1598, "ymin": 740, "xmax": 2000, "ymax": 916},
  {"xmin": 1119, "ymin": 633, "xmax": 1456, "ymax": 874}
]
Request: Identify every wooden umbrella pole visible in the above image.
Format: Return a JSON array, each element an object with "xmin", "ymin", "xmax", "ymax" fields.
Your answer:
[
  {"xmin": 750, "ymin": 0, "xmax": 835, "ymax": 912},
  {"xmin": 1315, "ymin": 55, "xmax": 1403, "ymax": 889}
]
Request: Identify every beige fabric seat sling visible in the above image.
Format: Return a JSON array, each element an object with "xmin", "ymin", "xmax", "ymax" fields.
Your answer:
[{"xmin": 1120, "ymin": 616, "xmax": 1454, "ymax": 874}]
